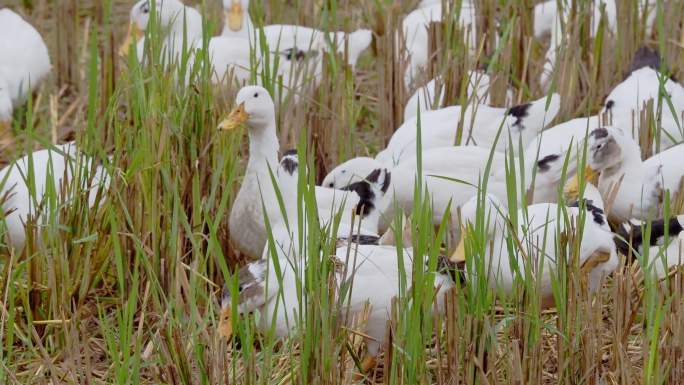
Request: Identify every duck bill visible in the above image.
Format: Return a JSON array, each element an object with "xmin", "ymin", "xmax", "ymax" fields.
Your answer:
[
  {"xmin": 218, "ymin": 103, "xmax": 249, "ymax": 131},
  {"xmin": 564, "ymin": 165, "xmax": 599, "ymax": 202},
  {"xmin": 450, "ymin": 225, "xmax": 467, "ymax": 263},
  {"xmin": 226, "ymin": 1, "xmax": 244, "ymax": 32},
  {"xmin": 583, "ymin": 165, "xmax": 599, "ymax": 185},
  {"xmin": 218, "ymin": 307, "xmax": 233, "ymax": 339},
  {"xmin": 119, "ymin": 21, "xmax": 144, "ymax": 58}
]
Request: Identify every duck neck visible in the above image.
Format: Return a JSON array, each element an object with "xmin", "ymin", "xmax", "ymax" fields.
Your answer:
[
  {"xmin": 246, "ymin": 119, "xmax": 279, "ymax": 176},
  {"xmin": 601, "ymin": 139, "xmax": 643, "ymax": 182}
]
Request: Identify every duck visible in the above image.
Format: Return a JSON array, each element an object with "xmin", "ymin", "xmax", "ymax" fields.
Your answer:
[
  {"xmin": 582, "ymin": 126, "xmax": 684, "ymax": 223},
  {"xmin": 539, "ymin": 0, "xmax": 617, "ymax": 89},
  {"xmin": 323, "ymin": 145, "xmax": 528, "ymax": 241},
  {"xmin": 376, "ymin": 93, "xmax": 560, "ymax": 166},
  {"xmin": 615, "ymin": 216, "xmax": 684, "ymax": 278},
  {"xmin": 402, "ymin": 2, "xmax": 477, "ymax": 88},
  {"xmin": 260, "ymin": 151, "xmax": 390, "ymax": 262},
  {"xmin": 219, "ymin": 86, "xmax": 381, "ymax": 259},
  {"xmin": 119, "ymin": 0, "xmax": 205, "ymax": 61},
  {"xmin": 524, "ymin": 115, "xmax": 601, "ymax": 203},
  {"xmin": 451, "ymin": 190, "xmax": 618, "ymax": 306},
  {"xmin": 602, "ymin": 47, "xmax": 684, "ymax": 149},
  {"xmin": 219, "ymin": 0, "xmax": 371, "ymax": 71},
  {"xmin": 221, "ymin": 0, "xmax": 254, "ymax": 39},
  {"xmin": 0, "ymin": 142, "xmax": 110, "ymax": 253},
  {"xmin": 0, "ymin": 9, "xmax": 51, "ymax": 128},
  {"xmin": 219, "ymin": 243, "xmax": 455, "ymax": 376},
  {"xmin": 403, "ymin": 71, "xmax": 515, "ymax": 123}
]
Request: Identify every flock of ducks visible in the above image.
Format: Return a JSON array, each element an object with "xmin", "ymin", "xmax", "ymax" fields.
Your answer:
[{"xmin": 1, "ymin": 0, "xmax": 684, "ymax": 377}]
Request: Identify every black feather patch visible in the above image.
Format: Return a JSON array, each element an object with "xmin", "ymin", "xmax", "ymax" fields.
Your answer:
[
  {"xmin": 628, "ymin": 46, "xmax": 662, "ymax": 74},
  {"xmin": 282, "ymin": 149, "xmax": 297, "ymax": 157},
  {"xmin": 341, "ymin": 180, "xmax": 375, "ymax": 216},
  {"xmin": 537, "ymin": 154, "xmax": 560, "ymax": 173},
  {"xmin": 507, "ymin": 103, "xmax": 532, "ymax": 127},
  {"xmin": 337, "ymin": 234, "xmax": 380, "ymax": 245},
  {"xmin": 364, "ymin": 169, "xmax": 392, "ymax": 194},
  {"xmin": 280, "ymin": 158, "xmax": 298, "ymax": 175},
  {"xmin": 591, "ymin": 127, "xmax": 609, "ymax": 139},
  {"xmin": 436, "ymin": 255, "xmax": 466, "ymax": 285},
  {"xmin": 569, "ymin": 199, "xmax": 606, "ymax": 226},
  {"xmin": 605, "ymin": 100, "xmax": 615, "ymax": 110},
  {"xmin": 616, "ymin": 217, "xmax": 684, "ymax": 260},
  {"xmin": 282, "ymin": 48, "xmax": 306, "ymax": 61}
]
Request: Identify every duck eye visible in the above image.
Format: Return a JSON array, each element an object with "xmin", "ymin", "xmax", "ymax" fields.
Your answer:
[
  {"xmin": 328, "ymin": 183, "xmax": 334, "ymax": 188},
  {"xmin": 238, "ymin": 284, "xmax": 244, "ymax": 292},
  {"xmin": 141, "ymin": 2, "xmax": 150, "ymax": 13},
  {"xmin": 254, "ymin": 93, "xmax": 259, "ymax": 98}
]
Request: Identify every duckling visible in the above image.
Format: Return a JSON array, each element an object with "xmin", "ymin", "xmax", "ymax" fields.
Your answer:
[{"xmin": 584, "ymin": 126, "xmax": 684, "ymax": 223}]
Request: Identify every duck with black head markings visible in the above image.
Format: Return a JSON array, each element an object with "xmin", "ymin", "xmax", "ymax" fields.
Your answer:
[
  {"xmin": 579, "ymin": 126, "xmax": 684, "ymax": 223},
  {"xmin": 376, "ymin": 93, "xmax": 560, "ymax": 166}
]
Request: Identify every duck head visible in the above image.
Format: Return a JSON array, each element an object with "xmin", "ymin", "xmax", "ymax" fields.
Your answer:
[
  {"xmin": 219, "ymin": 259, "xmax": 268, "ymax": 339},
  {"xmin": 321, "ymin": 157, "xmax": 385, "ymax": 189},
  {"xmin": 223, "ymin": 0, "xmax": 250, "ymax": 35},
  {"xmin": 586, "ymin": 127, "xmax": 634, "ymax": 171},
  {"xmin": 218, "ymin": 86, "xmax": 276, "ymax": 132},
  {"xmin": 119, "ymin": 0, "xmax": 188, "ymax": 57}
]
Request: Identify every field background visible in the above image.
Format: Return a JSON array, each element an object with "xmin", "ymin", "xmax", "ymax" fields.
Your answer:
[{"xmin": 2, "ymin": 0, "xmax": 684, "ymax": 384}]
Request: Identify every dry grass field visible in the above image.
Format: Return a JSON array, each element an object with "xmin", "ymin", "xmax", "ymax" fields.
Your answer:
[{"xmin": 2, "ymin": 0, "xmax": 684, "ymax": 384}]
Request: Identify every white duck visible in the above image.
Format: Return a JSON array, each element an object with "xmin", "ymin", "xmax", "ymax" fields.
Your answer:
[
  {"xmin": 322, "ymin": 145, "xmax": 527, "ymax": 239},
  {"xmin": 583, "ymin": 126, "xmax": 684, "ymax": 223},
  {"xmin": 219, "ymin": 86, "xmax": 370, "ymax": 259},
  {"xmin": 615, "ymin": 215, "xmax": 684, "ymax": 278},
  {"xmin": 524, "ymin": 115, "xmax": 601, "ymax": 203},
  {"xmin": 451, "ymin": 190, "xmax": 618, "ymax": 306},
  {"xmin": 0, "ymin": 9, "xmax": 51, "ymax": 128},
  {"xmin": 402, "ymin": 2, "xmax": 478, "ymax": 88},
  {"xmin": 377, "ymin": 93, "xmax": 560, "ymax": 166},
  {"xmin": 119, "ymin": 0, "xmax": 204, "ymax": 61},
  {"xmin": 0, "ymin": 142, "xmax": 109, "ymax": 252},
  {"xmin": 266, "ymin": 151, "xmax": 390, "ymax": 261},
  {"xmin": 602, "ymin": 47, "xmax": 684, "ymax": 149},
  {"xmin": 403, "ymin": 71, "xmax": 515, "ymax": 123},
  {"xmin": 219, "ymin": 243, "xmax": 455, "ymax": 375},
  {"xmin": 219, "ymin": 0, "xmax": 372, "ymax": 71}
]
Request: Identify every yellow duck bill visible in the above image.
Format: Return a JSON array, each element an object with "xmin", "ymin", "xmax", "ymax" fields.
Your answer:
[
  {"xmin": 563, "ymin": 165, "xmax": 599, "ymax": 202},
  {"xmin": 450, "ymin": 225, "xmax": 467, "ymax": 263},
  {"xmin": 119, "ymin": 21, "xmax": 144, "ymax": 58},
  {"xmin": 218, "ymin": 307, "xmax": 233, "ymax": 339},
  {"xmin": 226, "ymin": 1, "xmax": 244, "ymax": 32},
  {"xmin": 218, "ymin": 103, "xmax": 249, "ymax": 131}
]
